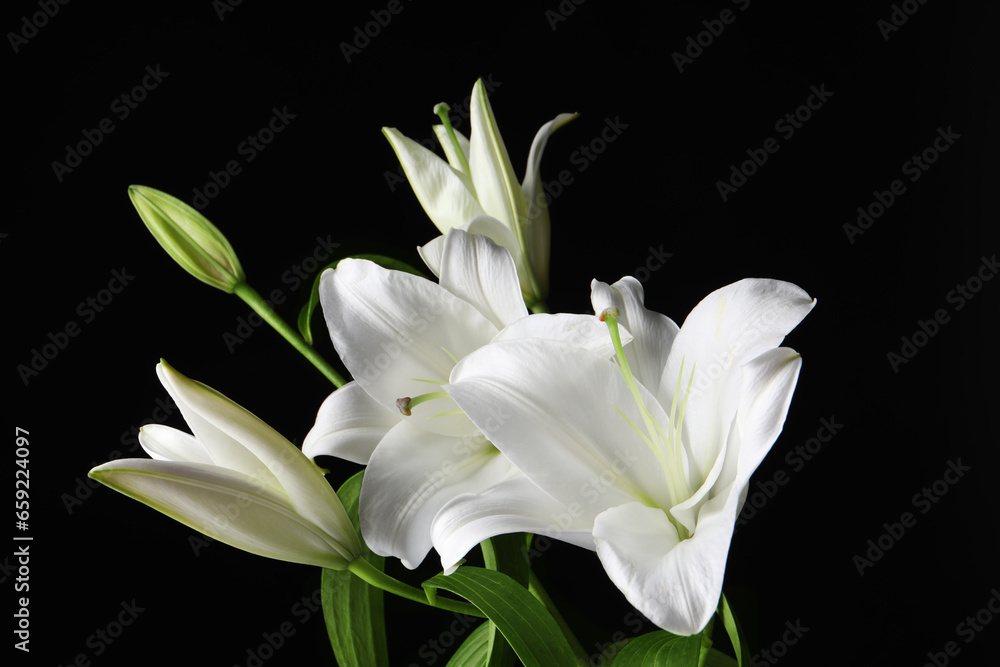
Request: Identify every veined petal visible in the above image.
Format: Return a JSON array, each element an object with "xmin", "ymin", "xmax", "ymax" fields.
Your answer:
[
  {"xmin": 662, "ymin": 279, "xmax": 814, "ymax": 483},
  {"xmin": 156, "ymin": 362, "xmax": 358, "ymax": 551},
  {"xmin": 594, "ymin": 490, "xmax": 738, "ymax": 635},
  {"xmin": 320, "ymin": 259, "xmax": 498, "ymax": 437},
  {"xmin": 491, "ymin": 312, "xmax": 630, "ymax": 359},
  {"xmin": 433, "ymin": 124, "xmax": 472, "ymax": 177},
  {"xmin": 90, "ymin": 459, "xmax": 358, "ymax": 569},
  {"xmin": 303, "ymin": 381, "xmax": 401, "ymax": 464},
  {"xmin": 448, "ymin": 338, "xmax": 669, "ymax": 511},
  {"xmin": 439, "ymin": 229, "xmax": 528, "ymax": 330},
  {"xmin": 359, "ymin": 421, "xmax": 513, "ymax": 569},
  {"xmin": 468, "ymin": 79, "xmax": 527, "ymax": 232},
  {"xmin": 522, "ymin": 112, "xmax": 577, "ymax": 297},
  {"xmin": 591, "ymin": 277, "xmax": 679, "ymax": 396},
  {"xmin": 383, "ymin": 127, "xmax": 486, "ymax": 233},
  {"xmin": 432, "ymin": 477, "xmax": 597, "ymax": 575},
  {"xmin": 139, "ymin": 424, "xmax": 214, "ymax": 465}
]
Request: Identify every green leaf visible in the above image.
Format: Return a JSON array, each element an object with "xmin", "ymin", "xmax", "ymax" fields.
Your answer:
[
  {"xmin": 321, "ymin": 471, "xmax": 388, "ymax": 667},
  {"xmin": 610, "ymin": 630, "xmax": 701, "ymax": 666},
  {"xmin": 698, "ymin": 617, "xmax": 715, "ymax": 667},
  {"xmin": 718, "ymin": 594, "xmax": 751, "ymax": 667},
  {"xmin": 704, "ymin": 649, "xmax": 739, "ymax": 667},
  {"xmin": 422, "ymin": 567, "xmax": 578, "ymax": 667},
  {"xmin": 297, "ymin": 254, "xmax": 427, "ymax": 345},
  {"xmin": 446, "ymin": 622, "xmax": 492, "ymax": 667},
  {"xmin": 480, "ymin": 534, "xmax": 530, "ymax": 667}
]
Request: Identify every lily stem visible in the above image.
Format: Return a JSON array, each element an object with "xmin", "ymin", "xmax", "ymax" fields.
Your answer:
[
  {"xmin": 528, "ymin": 570, "xmax": 592, "ymax": 666},
  {"xmin": 347, "ymin": 558, "xmax": 485, "ymax": 618},
  {"xmin": 233, "ymin": 281, "xmax": 346, "ymax": 388}
]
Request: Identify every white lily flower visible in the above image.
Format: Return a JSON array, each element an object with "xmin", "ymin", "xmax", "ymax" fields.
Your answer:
[
  {"xmin": 383, "ymin": 78, "xmax": 577, "ymax": 307},
  {"xmin": 443, "ymin": 277, "xmax": 815, "ymax": 634},
  {"xmin": 89, "ymin": 361, "xmax": 362, "ymax": 570},
  {"xmin": 303, "ymin": 229, "xmax": 616, "ymax": 569}
]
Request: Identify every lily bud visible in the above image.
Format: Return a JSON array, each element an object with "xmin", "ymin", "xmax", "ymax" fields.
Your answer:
[{"xmin": 128, "ymin": 185, "xmax": 245, "ymax": 293}]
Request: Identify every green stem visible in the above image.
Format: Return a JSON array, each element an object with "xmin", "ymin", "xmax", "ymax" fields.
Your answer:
[
  {"xmin": 233, "ymin": 281, "xmax": 346, "ymax": 387},
  {"xmin": 528, "ymin": 299, "xmax": 548, "ymax": 314},
  {"xmin": 347, "ymin": 558, "xmax": 485, "ymax": 618},
  {"xmin": 528, "ymin": 570, "xmax": 591, "ymax": 666}
]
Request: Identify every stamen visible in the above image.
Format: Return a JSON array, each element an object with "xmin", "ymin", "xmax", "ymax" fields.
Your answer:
[
  {"xmin": 434, "ymin": 103, "xmax": 472, "ymax": 178},
  {"xmin": 395, "ymin": 391, "xmax": 449, "ymax": 416}
]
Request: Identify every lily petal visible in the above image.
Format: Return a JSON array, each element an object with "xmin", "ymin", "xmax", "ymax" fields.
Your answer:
[
  {"xmin": 468, "ymin": 79, "xmax": 526, "ymax": 232},
  {"xmin": 591, "ymin": 277, "xmax": 679, "ymax": 396},
  {"xmin": 139, "ymin": 424, "xmax": 214, "ymax": 465},
  {"xmin": 382, "ymin": 127, "xmax": 486, "ymax": 233},
  {"xmin": 433, "ymin": 125, "xmax": 472, "ymax": 178},
  {"xmin": 593, "ymin": 491, "xmax": 738, "ymax": 636},
  {"xmin": 661, "ymin": 279, "xmax": 814, "ymax": 483},
  {"xmin": 303, "ymin": 381, "xmax": 402, "ymax": 464},
  {"xmin": 320, "ymin": 259, "xmax": 497, "ymax": 437},
  {"xmin": 432, "ymin": 476, "xmax": 596, "ymax": 574},
  {"xmin": 521, "ymin": 112, "xmax": 578, "ymax": 297},
  {"xmin": 417, "ymin": 234, "xmax": 446, "ymax": 277},
  {"xmin": 491, "ymin": 312, "xmax": 628, "ymax": 358},
  {"xmin": 359, "ymin": 421, "xmax": 513, "ymax": 569},
  {"xmin": 439, "ymin": 229, "xmax": 528, "ymax": 330},
  {"xmin": 448, "ymin": 338, "xmax": 669, "ymax": 511},
  {"xmin": 90, "ymin": 459, "xmax": 358, "ymax": 569}
]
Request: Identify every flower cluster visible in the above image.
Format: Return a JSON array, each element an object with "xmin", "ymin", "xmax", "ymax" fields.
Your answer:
[{"xmin": 93, "ymin": 79, "xmax": 814, "ymax": 664}]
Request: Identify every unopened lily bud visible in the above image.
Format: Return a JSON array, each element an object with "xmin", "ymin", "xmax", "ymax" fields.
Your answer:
[{"xmin": 128, "ymin": 185, "xmax": 245, "ymax": 293}]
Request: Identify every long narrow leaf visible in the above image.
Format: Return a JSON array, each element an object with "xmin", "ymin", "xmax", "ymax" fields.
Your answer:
[
  {"xmin": 321, "ymin": 471, "xmax": 388, "ymax": 667},
  {"xmin": 446, "ymin": 621, "xmax": 492, "ymax": 667},
  {"xmin": 610, "ymin": 630, "xmax": 701, "ymax": 666},
  {"xmin": 718, "ymin": 594, "xmax": 751, "ymax": 667},
  {"xmin": 423, "ymin": 567, "xmax": 577, "ymax": 667}
]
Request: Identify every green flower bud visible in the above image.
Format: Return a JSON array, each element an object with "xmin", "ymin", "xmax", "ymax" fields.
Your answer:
[{"xmin": 128, "ymin": 185, "xmax": 245, "ymax": 293}]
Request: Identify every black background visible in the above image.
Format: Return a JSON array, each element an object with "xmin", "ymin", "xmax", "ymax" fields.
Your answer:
[{"xmin": 8, "ymin": 1, "xmax": 999, "ymax": 666}]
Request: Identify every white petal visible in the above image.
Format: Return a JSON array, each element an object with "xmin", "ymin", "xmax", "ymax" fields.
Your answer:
[
  {"xmin": 468, "ymin": 79, "xmax": 526, "ymax": 231},
  {"xmin": 383, "ymin": 127, "xmax": 486, "ymax": 232},
  {"xmin": 359, "ymin": 422, "xmax": 513, "ymax": 569},
  {"xmin": 439, "ymin": 229, "xmax": 528, "ymax": 330},
  {"xmin": 594, "ymin": 491, "xmax": 738, "ymax": 635},
  {"xmin": 521, "ymin": 112, "xmax": 577, "ymax": 297},
  {"xmin": 139, "ymin": 424, "xmax": 214, "ymax": 464},
  {"xmin": 156, "ymin": 362, "xmax": 358, "ymax": 550},
  {"xmin": 463, "ymin": 214, "xmax": 534, "ymax": 297},
  {"xmin": 90, "ymin": 459, "xmax": 358, "ymax": 569},
  {"xmin": 661, "ymin": 279, "xmax": 814, "ymax": 483},
  {"xmin": 417, "ymin": 235, "xmax": 445, "ymax": 277},
  {"xmin": 448, "ymin": 338, "xmax": 670, "ymax": 511},
  {"xmin": 432, "ymin": 477, "xmax": 596, "ymax": 574},
  {"xmin": 491, "ymin": 312, "xmax": 629, "ymax": 358},
  {"xmin": 320, "ymin": 260, "xmax": 498, "ymax": 436},
  {"xmin": 591, "ymin": 277, "xmax": 679, "ymax": 396},
  {"xmin": 303, "ymin": 382, "xmax": 402, "ymax": 464}
]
